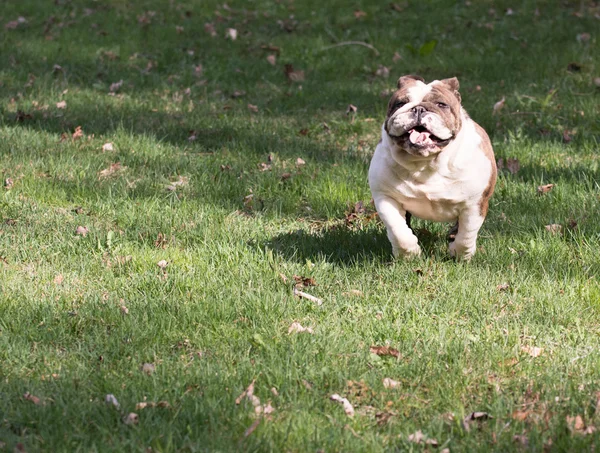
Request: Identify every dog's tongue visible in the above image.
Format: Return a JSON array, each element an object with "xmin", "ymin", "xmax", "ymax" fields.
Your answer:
[{"xmin": 409, "ymin": 129, "xmax": 433, "ymax": 145}]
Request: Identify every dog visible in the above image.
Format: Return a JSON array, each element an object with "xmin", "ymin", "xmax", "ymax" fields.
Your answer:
[{"xmin": 368, "ymin": 75, "xmax": 496, "ymax": 260}]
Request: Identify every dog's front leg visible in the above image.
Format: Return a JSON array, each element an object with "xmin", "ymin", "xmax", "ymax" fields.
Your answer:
[
  {"xmin": 449, "ymin": 207, "xmax": 485, "ymax": 260},
  {"xmin": 374, "ymin": 196, "xmax": 421, "ymax": 258}
]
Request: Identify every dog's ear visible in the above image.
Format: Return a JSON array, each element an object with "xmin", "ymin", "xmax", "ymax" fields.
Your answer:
[
  {"xmin": 439, "ymin": 77, "xmax": 461, "ymax": 102},
  {"xmin": 397, "ymin": 74, "xmax": 424, "ymax": 88}
]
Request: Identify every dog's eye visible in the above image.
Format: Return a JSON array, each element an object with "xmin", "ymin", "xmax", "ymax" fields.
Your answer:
[
  {"xmin": 437, "ymin": 102, "xmax": 449, "ymax": 108},
  {"xmin": 394, "ymin": 101, "xmax": 406, "ymax": 109}
]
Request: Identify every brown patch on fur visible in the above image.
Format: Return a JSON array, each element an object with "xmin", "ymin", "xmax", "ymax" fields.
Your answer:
[
  {"xmin": 422, "ymin": 85, "xmax": 462, "ymax": 135},
  {"xmin": 474, "ymin": 122, "xmax": 497, "ymax": 217}
]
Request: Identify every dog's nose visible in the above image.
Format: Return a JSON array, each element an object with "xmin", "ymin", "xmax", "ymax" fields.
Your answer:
[{"xmin": 411, "ymin": 105, "xmax": 426, "ymax": 118}]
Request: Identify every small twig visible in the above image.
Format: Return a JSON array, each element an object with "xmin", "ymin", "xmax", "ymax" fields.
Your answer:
[
  {"xmin": 321, "ymin": 41, "xmax": 380, "ymax": 56},
  {"xmin": 293, "ymin": 287, "xmax": 323, "ymax": 306}
]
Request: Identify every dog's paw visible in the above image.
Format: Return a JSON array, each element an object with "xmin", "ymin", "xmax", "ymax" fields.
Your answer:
[
  {"xmin": 393, "ymin": 243, "xmax": 422, "ymax": 259},
  {"xmin": 449, "ymin": 241, "xmax": 475, "ymax": 261}
]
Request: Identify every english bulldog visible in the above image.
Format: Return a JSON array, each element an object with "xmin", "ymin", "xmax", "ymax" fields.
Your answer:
[{"xmin": 368, "ymin": 75, "xmax": 496, "ymax": 260}]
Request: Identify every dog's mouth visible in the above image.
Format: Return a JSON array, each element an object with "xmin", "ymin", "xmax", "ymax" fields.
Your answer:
[{"xmin": 390, "ymin": 125, "xmax": 451, "ymax": 148}]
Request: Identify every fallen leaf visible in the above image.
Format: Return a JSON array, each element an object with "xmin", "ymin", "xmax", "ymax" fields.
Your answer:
[
  {"xmin": 545, "ymin": 224, "xmax": 562, "ymax": 235},
  {"xmin": 5, "ymin": 17, "xmax": 27, "ymax": 29},
  {"xmin": 120, "ymin": 305, "xmax": 129, "ymax": 315},
  {"xmin": 293, "ymin": 275, "xmax": 316, "ymax": 287},
  {"xmin": 141, "ymin": 362, "xmax": 155, "ymax": 374},
  {"xmin": 296, "ymin": 157, "xmax": 306, "ymax": 166},
  {"xmin": 56, "ymin": 100, "xmax": 67, "ymax": 109},
  {"xmin": 225, "ymin": 28, "xmax": 237, "ymax": 40},
  {"xmin": 105, "ymin": 394, "xmax": 120, "ymax": 408},
  {"xmin": 346, "ymin": 104, "xmax": 358, "ymax": 116},
  {"xmin": 370, "ymin": 345, "xmax": 400, "ymax": 358},
  {"xmin": 23, "ymin": 392, "xmax": 41, "ymax": 405},
  {"xmin": 98, "ymin": 162, "xmax": 125, "ymax": 179},
  {"xmin": 53, "ymin": 274, "xmax": 64, "ymax": 285},
  {"xmin": 75, "ymin": 226, "xmax": 89, "ymax": 236},
  {"xmin": 102, "ymin": 142, "xmax": 114, "ymax": 152},
  {"xmin": 407, "ymin": 430, "xmax": 425, "ymax": 443},
  {"xmin": 123, "ymin": 412, "xmax": 139, "ymax": 425},
  {"xmin": 496, "ymin": 283, "xmax": 510, "ymax": 292},
  {"xmin": 301, "ymin": 379, "xmax": 313, "ymax": 390},
  {"xmin": 563, "ymin": 130, "xmax": 573, "ymax": 143},
  {"xmin": 512, "ymin": 409, "xmax": 530, "ymax": 421},
  {"xmin": 72, "ymin": 126, "xmax": 84, "ymax": 140},
  {"xmin": 493, "ymin": 96, "xmax": 506, "ymax": 115},
  {"xmin": 271, "ymin": 387, "xmax": 279, "ymax": 397},
  {"xmin": 204, "ymin": 23, "xmax": 217, "ymax": 37},
  {"xmin": 521, "ymin": 346, "xmax": 543, "ymax": 358},
  {"xmin": 383, "ymin": 378, "xmax": 400, "ymax": 389},
  {"xmin": 342, "ymin": 289, "xmax": 363, "ymax": 297},
  {"xmin": 288, "ymin": 322, "xmax": 314, "ymax": 334},
  {"xmin": 263, "ymin": 401, "xmax": 275, "ymax": 415},
  {"xmin": 392, "ymin": 51, "xmax": 402, "ymax": 62},
  {"xmin": 266, "ymin": 54, "xmax": 277, "ymax": 65},
  {"xmin": 109, "ymin": 80, "xmax": 123, "ymax": 93},
  {"xmin": 330, "ymin": 394, "xmax": 354, "ymax": 417},
  {"xmin": 280, "ymin": 172, "xmax": 292, "ymax": 181},
  {"xmin": 4, "ymin": 178, "xmax": 13, "ymax": 189},
  {"xmin": 537, "ymin": 184, "xmax": 555, "ymax": 195},
  {"xmin": 157, "ymin": 260, "xmax": 168, "ymax": 269},
  {"xmin": 284, "ymin": 64, "xmax": 305, "ymax": 82},
  {"xmin": 231, "ymin": 90, "xmax": 246, "ymax": 98},
  {"xmin": 594, "ymin": 77, "xmax": 600, "ymax": 88},
  {"xmin": 176, "ymin": 25, "xmax": 184, "ymax": 34},
  {"xmin": 375, "ymin": 65, "xmax": 390, "ymax": 78},
  {"xmin": 354, "ymin": 10, "xmax": 367, "ymax": 18},
  {"xmin": 247, "ymin": 103, "xmax": 259, "ymax": 113},
  {"xmin": 463, "ymin": 411, "xmax": 492, "ymax": 431},
  {"xmin": 236, "ymin": 380, "xmax": 256, "ymax": 405},
  {"xmin": 567, "ymin": 415, "xmax": 586, "ymax": 432}
]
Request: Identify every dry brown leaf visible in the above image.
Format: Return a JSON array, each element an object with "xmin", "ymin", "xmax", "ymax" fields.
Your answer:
[
  {"xmin": 23, "ymin": 392, "xmax": 41, "ymax": 405},
  {"xmin": 577, "ymin": 32, "xmax": 591, "ymax": 43},
  {"xmin": 513, "ymin": 434, "xmax": 529, "ymax": 446},
  {"xmin": 72, "ymin": 126, "xmax": 84, "ymax": 140},
  {"xmin": 266, "ymin": 54, "xmax": 277, "ymax": 65},
  {"xmin": 288, "ymin": 322, "xmax": 314, "ymax": 334},
  {"xmin": 567, "ymin": 414, "xmax": 586, "ymax": 432},
  {"xmin": 537, "ymin": 183, "xmax": 555, "ymax": 195},
  {"xmin": 243, "ymin": 418, "xmax": 261, "ymax": 438},
  {"xmin": 236, "ymin": 380, "xmax": 256, "ymax": 405},
  {"xmin": 301, "ymin": 379, "xmax": 313, "ymax": 390},
  {"xmin": 53, "ymin": 274, "xmax": 64, "ymax": 285},
  {"xmin": 75, "ymin": 226, "xmax": 89, "ymax": 237},
  {"xmin": 123, "ymin": 413, "xmax": 139, "ymax": 425},
  {"xmin": 521, "ymin": 346, "xmax": 544, "ymax": 357},
  {"xmin": 545, "ymin": 224, "xmax": 562, "ymax": 235},
  {"xmin": 330, "ymin": 394, "xmax": 354, "ymax": 417},
  {"xmin": 594, "ymin": 77, "xmax": 600, "ymax": 88},
  {"xmin": 4, "ymin": 178, "xmax": 13, "ymax": 189},
  {"xmin": 296, "ymin": 157, "xmax": 306, "ymax": 166},
  {"xmin": 56, "ymin": 100, "xmax": 67, "ymax": 109},
  {"xmin": 512, "ymin": 409, "xmax": 530, "ymax": 421},
  {"xmin": 284, "ymin": 64, "xmax": 305, "ymax": 82},
  {"xmin": 102, "ymin": 142, "xmax": 114, "ymax": 152},
  {"xmin": 109, "ymin": 80, "xmax": 123, "ymax": 93},
  {"xmin": 247, "ymin": 103, "xmax": 259, "ymax": 113},
  {"xmin": 407, "ymin": 430, "xmax": 425, "ymax": 443},
  {"xmin": 293, "ymin": 275, "xmax": 316, "ymax": 287},
  {"xmin": 506, "ymin": 158, "xmax": 520, "ymax": 174},
  {"xmin": 383, "ymin": 378, "xmax": 400, "ymax": 389},
  {"xmin": 141, "ymin": 362, "xmax": 155, "ymax": 374},
  {"xmin": 157, "ymin": 260, "xmax": 168, "ymax": 269},
  {"xmin": 493, "ymin": 96, "xmax": 506, "ymax": 115},
  {"xmin": 370, "ymin": 345, "xmax": 400, "ymax": 358},
  {"xmin": 270, "ymin": 387, "xmax": 279, "ymax": 397},
  {"xmin": 354, "ymin": 10, "xmax": 367, "ymax": 18},
  {"xmin": 120, "ymin": 305, "xmax": 129, "ymax": 315},
  {"xmin": 98, "ymin": 162, "xmax": 126, "ymax": 179},
  {"xmin": 392, "ymin": 51, "xmax": 402, "ymax": 62}
]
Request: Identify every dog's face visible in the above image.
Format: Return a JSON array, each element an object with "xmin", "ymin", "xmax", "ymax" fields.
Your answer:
[{"xmin": 385, "ymin": 75, "xmax": 463, "ymax": 157}]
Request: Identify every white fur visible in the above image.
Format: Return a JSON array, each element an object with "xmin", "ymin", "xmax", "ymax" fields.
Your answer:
[{"xmin": 369, "ymin": 109, "xmax": 492, "ymax": 260}]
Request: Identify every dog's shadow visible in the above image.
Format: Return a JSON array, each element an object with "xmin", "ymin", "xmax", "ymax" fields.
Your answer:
[{"xmin": 264, "ymin": 222, "xmax": 450, "ymax": 266}]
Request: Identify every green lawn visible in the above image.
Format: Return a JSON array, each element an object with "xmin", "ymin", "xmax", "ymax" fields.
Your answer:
[{"xmin": 1, "ymin": 0, "xmax": 600, "ymax": 451}]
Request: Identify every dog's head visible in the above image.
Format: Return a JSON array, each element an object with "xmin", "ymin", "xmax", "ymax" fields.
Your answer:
[{"xmin": 385, "ymin": 75, "xmax": 462, "ymax": 157}]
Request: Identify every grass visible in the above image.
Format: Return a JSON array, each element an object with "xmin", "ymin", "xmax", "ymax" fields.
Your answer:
[{"xmin": 0, "ymin": 0, "xmax": 599, "ymax": 451}]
